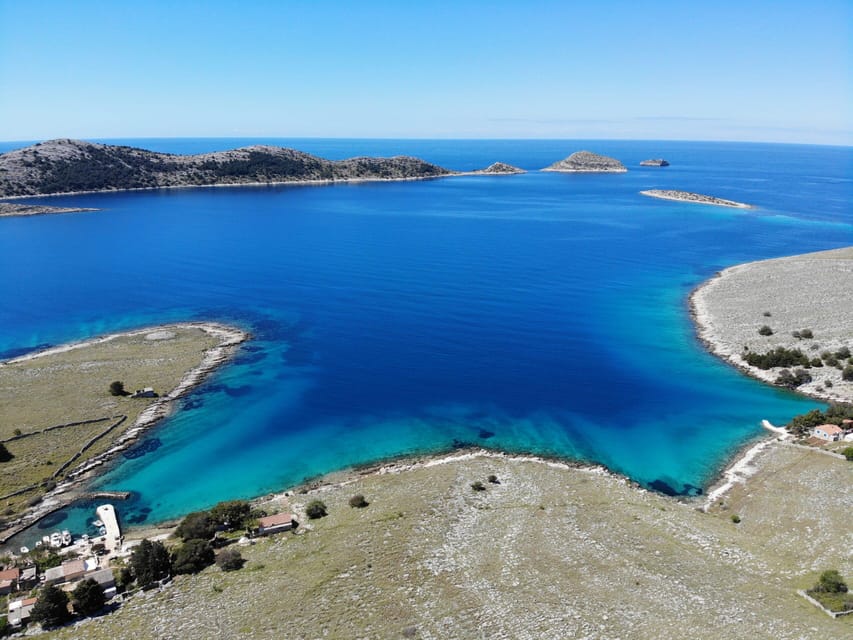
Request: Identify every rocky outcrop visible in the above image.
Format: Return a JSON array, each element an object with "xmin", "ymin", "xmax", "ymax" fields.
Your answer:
[
  {"xmin": 640, "ymin": 190, "xmax": 751, "ymax": 209},
  {"xmin": 0, "ymin": 139, "xmax": 453, "ymax": 198},
  {"xmin": 542, "ymin": 151, "xmax": 627, "ymax": 173},
  {"xmin": 471, "ymin": 162, "xmax": 525, "ymax": 175},
  {"xmin": 640, "ymin": 159, "xmax": 669, "ymax": 167},
  {"xmin": 0, "ymin": 202, "xmax": 98, "ymax": 217}
]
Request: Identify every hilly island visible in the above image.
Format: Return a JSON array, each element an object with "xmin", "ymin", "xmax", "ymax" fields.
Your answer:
[{"xmin": 0, "ymin": 139, "xmax": 453, "ymax": 198}]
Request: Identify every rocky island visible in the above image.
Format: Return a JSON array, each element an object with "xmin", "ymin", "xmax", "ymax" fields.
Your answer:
[
  {"xmin": 0, "ymin": 139, "xmax": 454, "ymax": 198},
  {"xmin": 470, "ymin": 162, "xmax": 525, "ymax": 175},
  {"xmin": 640, "ymin": 189, "xmax": 752, "ymax": 208},
  {"xmin": 0, "ymin": 202, "xmax": 100, "ymax": 217},
  {"xmin": 542, "ymin": 150, "xmax": 627, "ymax": 173},
  {"xmin": 640, "ymin": 158, "xmax": 669, "ymax": 167}
]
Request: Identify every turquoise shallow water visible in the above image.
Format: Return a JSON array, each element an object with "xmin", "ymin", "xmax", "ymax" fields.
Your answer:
[{"xmin": 0, "ymin": 139, "xmax": 850, "ymax": 543}]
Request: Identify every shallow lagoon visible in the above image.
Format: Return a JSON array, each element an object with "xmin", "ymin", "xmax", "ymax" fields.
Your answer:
[{"xmin": 0, "ymin": 139, "xmax": 850, "ymax": 537}]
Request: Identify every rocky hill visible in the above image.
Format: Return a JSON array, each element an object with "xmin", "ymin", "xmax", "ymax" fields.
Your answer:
[
  {"xmin": 0, "ymin": 139, "xmax": 453, "ymax": 197},
  {"xmin": 542, "ymin": 150, "xmax": 627, "ymax": 173},
  {"xmin": 473, "ymin": 162, "xmax": 525, "ymax": 174}
]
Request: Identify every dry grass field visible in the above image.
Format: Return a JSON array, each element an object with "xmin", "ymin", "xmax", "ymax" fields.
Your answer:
[
  {"xmin": 0, "ymin": 327, "xmax": 220, "ymax": 517},
  {"xmin": 43, "ymin": 445, "xmax": 851, "ymax": 640}
]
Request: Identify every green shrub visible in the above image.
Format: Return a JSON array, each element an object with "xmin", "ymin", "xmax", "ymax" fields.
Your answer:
[
  {"xmin": 813, "ymin": 569, "xmax": 848, "ymax": 593},
  {"xmin": 305, "ymin": 500, "xmax": 327, "ymax": 519},
  {"xmin": 71, "ymin": 578, "xmax": 105, "ymax": 616},
  {"xmin": 174, "ymin": 511, "xmax": 217, "ymax": 541},
  {"xmin": 842, "ymin": 447, "xmax": 853, "ymax": 462},
  {"xmin": 743, "ymin": 347, "xmax": 809, "ymax": 369},
  {"xmin": 836, "ymin": 346, "xmax": 851, "ymax": 360},
  {"xmin": 30, "ymin": 585, "xmax": 71, "ymax": 628},
  {"xmin": 349, "ymin": 494, "xmax": 369, "ymax": 508},
  {"xmin": 810, "ymin": 357, "xmax": 823, "ymax": 367},
  {"xmin": 172, "ymin": 539, "xmax": 215, "ymax": 575},
  {"xmin": 470, "ymin": 481, "xmax": 486, "ymax": 491},
  {"xmin": 730, "ymin": 514, "xmax": 741, "ymax": 524},
  {"xmin": 800, "ymin": 329, "xmax": 814, "ymax": 339},
  {"xmin": 216, "ymin": 548, "xmax": 244, "ymax": 572},
  {"xmin": 130, "ymin": 539, "xmax": 171, "ymax": 587},
  {"xmin": 758, "ymin": 325, "xmax": 773, "ymax": 336},
  {"xmin": 108, "ymin": 380, "xmax": 126, "ymax": 396},
  {"xmin": 842, "ymin": 365, "xmax": 853, "ymax": 381},
  {"xmin": 487, "ymin": 474, "xmax": 500, "ymax": 484}
]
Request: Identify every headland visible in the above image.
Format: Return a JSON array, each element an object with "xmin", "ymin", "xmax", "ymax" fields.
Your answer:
[
  {"xmin": 0, "ymin": 322, "xmax": 249, "ymax": 542},
  {"xmin": 691, "ymin": 246, "xmax": 853, "ymax": 403}
]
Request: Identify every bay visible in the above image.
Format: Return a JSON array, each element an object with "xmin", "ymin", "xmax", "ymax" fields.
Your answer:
[{"xmin": 0, "ymin": 139, "xmax": 850, "ymax": 540}]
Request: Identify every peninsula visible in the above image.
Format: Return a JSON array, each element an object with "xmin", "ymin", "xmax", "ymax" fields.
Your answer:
[
  {"xmin": 640, "ymin": 189, "xmax": 752, "ymax": 208},
  {"xmin": 542, "ymin": 150, "xmax": 627, "ymax": 173},
  {"xmin": 0, "ymin": 139, "xmax": 453, "ymax": 198},
  {"xmin": 691, "ymin": 246, "xmax": 853, "ymax": 403},
  {"xmin": 0, "ymin": 323, "xmax": 248, "ymax": 541}
]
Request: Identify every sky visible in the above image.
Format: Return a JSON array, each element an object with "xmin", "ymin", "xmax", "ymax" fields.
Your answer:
[{"xmin": 0, "ymin": 1, "xmax": 850, "ymax": 144}]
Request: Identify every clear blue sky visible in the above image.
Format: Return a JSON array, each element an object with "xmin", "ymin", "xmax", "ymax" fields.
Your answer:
[{"xmin": 1, "ymin": 1, "xmax": 850, "ymax": 144}]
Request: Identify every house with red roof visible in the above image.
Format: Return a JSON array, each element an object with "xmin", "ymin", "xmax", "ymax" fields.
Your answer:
[
  {"xmin": 813, "ymin": 424, "xmax": 843, "ymax": 441},
  {"xmin": 257, "ymin": 512, "xmax": 297, "ymax": 536}
]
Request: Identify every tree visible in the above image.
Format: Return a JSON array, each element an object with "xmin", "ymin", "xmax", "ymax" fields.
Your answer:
[
  {"xmin": 174, "ymin": 511, "xmax": 217, "ymax": 541},
  {"xmin": 305, "ymin": 500, "xmax": 327, "ymax": 519},
  {"xmin": 30, "ymin": 585, "xmax": 71, "ymax": 628},
  {"xmin": 108, "ymin": 380, "xmax": 126, "ymax": 396},
  {"xmin": 0, "ymin": 443, "xmax": 12, "ymax": 462},
  {"xmin": 209, "ymin": 500, "xmax": 251, "ymax": 530},
  {"xmin": 843, "ymin": 447, "xmax": 853, "ymax": 462},
  {"xmin": 130, "ymin": 539, "xmax": 171, "ymax": 587},
  {"xmin": 814, "ymin": 569, "xmax": 848, "ymax": 593},
  {"xmin": 71, "ymin": 578, "xmax": 106, "ymax": 616},
  {"xmin": 172, "ymin": 539, "xmax": 215, "ymax": 575},
  {"xmin": 215, "ymin": 548, "xmax": 244, "ymax": 572}
]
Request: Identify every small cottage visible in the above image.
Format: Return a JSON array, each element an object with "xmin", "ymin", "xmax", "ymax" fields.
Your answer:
[
  {"xmin": 813, "ymin": 424, "xmax": 843, "ymax": 441},
  {"xmin": 0, "ymin": 567, "xmax": 19, "ymax": 595},
  {"xmin": 8, "ymin": 596, "xmax": 37, "ymax": 627},
  {"xmin": 131, "ymin": 387, "xmax": 157, "ymax": 398},
  {"xmin": 257, "ymin": 512, "xmax": 297, "ymax": 536}
]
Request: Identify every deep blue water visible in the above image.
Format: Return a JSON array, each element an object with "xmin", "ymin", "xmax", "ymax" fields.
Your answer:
[{"xmin": 1, "ymin": 139, "xmax": 850, "ymax": 544}]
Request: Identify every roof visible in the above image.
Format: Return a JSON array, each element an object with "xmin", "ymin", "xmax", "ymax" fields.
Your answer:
[
  {"xmin": 258, "ymin": 512, "xmax": 294, "ymax": 528},
  {"xmin": 0, "ymin": 568, "xmax": 20, "ymax": 581},
  {"xmin": 62, "ymin": 558, "xmax": 86, "ymax": 576},
  {"xmin": 816, "ymin": 424, "xmax": 843, "ymax": 435},
  {"xmin": 85, "ymin": 568, "xmax": 116, "ymax": 586},
  {"xmin": 44, "ymin": 566, "xmax": 65, "ymax": 582}
]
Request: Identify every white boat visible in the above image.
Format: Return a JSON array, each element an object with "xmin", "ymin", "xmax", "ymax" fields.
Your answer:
[
  {"xmin": 61, "ymin": 530, "xmax": 72, "ymax": 546},
  {"xmin": 35, "ymin": 541, "xmax": 42, "ymax": 548},
  {"xmin": 92, "ymin": 519, "xmax": 104, "ymax": 527},
  {"xmin": 81, "ymin": 534, "xmax": 89, "ymax": 542},
  {"xmin": 19, "ymin": 546, "xmax": 29, "ymax": 554},
  {"xmin": 98, "ymin": 526, "xmax": 106, "ymax": 536},
  {"xmin": 49, "ymin": 532, "xmax": 62, "ymax": 548},
  {"xmin": 42, "ymin": 535, "xmax": 51, "ymax": 546}
]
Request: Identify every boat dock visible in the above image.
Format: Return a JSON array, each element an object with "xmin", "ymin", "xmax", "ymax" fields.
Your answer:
[{"xmin": 96, "ymin": 504, "xmax": 122, "ymax": 553}]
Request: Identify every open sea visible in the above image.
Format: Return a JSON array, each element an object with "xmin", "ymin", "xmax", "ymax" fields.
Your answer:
[{"xmin": 0, "ymin": 138, "xmax": 850, "ymax": 544}]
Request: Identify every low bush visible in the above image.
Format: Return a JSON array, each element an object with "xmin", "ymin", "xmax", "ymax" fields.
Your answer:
[
  {"xmin": 842, "ymin": 447, "xmax": 853, "ymax": 462},
  {"xmin": 487, "ymin": 474, "xmax": 500, "ymax": 484},
  {"xmin": 470, "ymin": 481, "xmax": 486, "ymax": 491},
  {"xmin": 758, "ymin": 325, "xmax": 773, "ymax": 336},
  {"xmin": 800, "ymin": 329, "xmax": 814, "ymax": 339},
  {"xmin": 216, "ymin": 548, "xmax": 245, "ymax": 572},
  {"xmin": 730, "ymin": 514, "xmax": 741, "ymax": 524},
  {"xmin": 305, "ymin": 500, "xmax": 327, "ymax": 519},
  {"xmin": 743, "ymin": 347, "xmax": 809, "ymax": 369},
  {"xmin": 349, "ymin": 494, "xmax": 369, "ymax": 508}
]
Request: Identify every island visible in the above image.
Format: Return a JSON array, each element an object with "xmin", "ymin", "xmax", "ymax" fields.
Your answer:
[
  {"xmin": 469, "ymin": 162, "xmax": 525, "ymax": 175},
  {"xmin": 691, "ymin": 246, "xmax": 853, "ymax": 403},
  {"xmin": 0, "ymin": 323, "xmax": 248, "ymax": 542},
  {"xmin": 0, "ymin": 202, "xmax": 99, "ymax": 218},
  {"xmin": 640, "ymin": 158, "xmax": 670, "ymax": 167},
  {"xmin": 0, "ymin": 139, "xmax": 454, "ymax": 198},
  {"xmin": 640, "ymin": 189, "xmax": 752, "ymax": 208},
  {"xmin": 541, "ymin": 150, "xmax": 628, "ymax": 173}
]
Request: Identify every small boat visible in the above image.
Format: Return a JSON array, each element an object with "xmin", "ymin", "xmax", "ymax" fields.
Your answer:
[
  {"xmin": 61, "ymin": 530, "xmax": 72, "ymax": 546},
  {"xmin": 35, "ymin": 541, "xmax": 43, "ymax": 548},
  {"xmin": 98, "ymin": 526, "xmax": 107, "ymax": 536},
  {"xmin": 92, "ymin": 519, "xmax": 104, "ymax": 527},
  {"xmin": 42, "ymin": 535, "xmax": 51, "ymax": 546},
  {"xmin": 19, "ymin": 546, "xmax": 29, "ymax": 554},
  {"xmin": 50, "ymin": 532, "xmax": 62, "ymax": 548},
  {"xmin": 81, "ymin": 534, "xmax": 89, "ymax": 542}
]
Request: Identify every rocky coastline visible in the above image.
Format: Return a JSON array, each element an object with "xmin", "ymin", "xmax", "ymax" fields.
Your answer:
[
  {"xmin": 690, "ymin": 246, "xmax": 853, "ymax": 404},
  {"xmin": 0, "ymin": 322, "xmax": 250, "ymax": 544}
]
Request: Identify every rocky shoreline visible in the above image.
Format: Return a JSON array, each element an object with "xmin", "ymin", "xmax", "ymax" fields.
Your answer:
[
  {"xmin": 690, "ymin": 246, "xmax": 853, "ymax": 404},
  {"xmin": 0, "ymin": 322, "xmax": 250, "ymax": 543}
]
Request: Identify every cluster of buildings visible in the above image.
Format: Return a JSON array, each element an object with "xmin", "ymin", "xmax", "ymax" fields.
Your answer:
[{"xmin": 4, "ymin": 557, "xmax": 116, "ymax": 627}]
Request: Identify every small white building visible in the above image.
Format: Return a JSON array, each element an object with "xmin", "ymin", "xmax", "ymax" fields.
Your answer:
[{"xmin": 813, "ymin": 424, "xmax": 843, "ymax": 441}]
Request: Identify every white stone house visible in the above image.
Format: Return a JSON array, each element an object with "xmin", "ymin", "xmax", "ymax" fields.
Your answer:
[{"xmin": 813, "ymin": 424, "xmax": 843, "ymax": 441}]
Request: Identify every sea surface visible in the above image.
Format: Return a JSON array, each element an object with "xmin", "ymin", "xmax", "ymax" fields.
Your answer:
[{"xmin": 0, "ymin": 139, "xmax": 850, "ymax": 544}]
